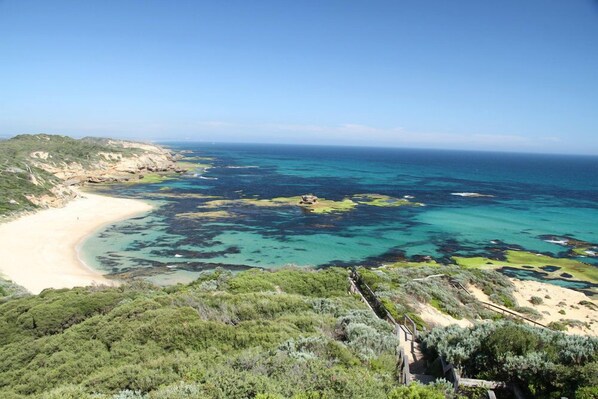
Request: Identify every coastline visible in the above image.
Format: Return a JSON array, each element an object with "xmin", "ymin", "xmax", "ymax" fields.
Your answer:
[{"xmin": 0, "ymin": 189, "xmax": 152, "ymax": 294}]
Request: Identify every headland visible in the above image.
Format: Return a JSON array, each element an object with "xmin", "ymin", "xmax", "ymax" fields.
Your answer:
[{"xmin": 0, "ymin": 134, "xmax": 184, "ymax": 293}]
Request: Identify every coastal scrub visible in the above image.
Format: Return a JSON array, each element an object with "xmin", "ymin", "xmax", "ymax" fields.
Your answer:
[{"xmin": 0, "ymin": 268, "xmax": 412, "ymax": 398}]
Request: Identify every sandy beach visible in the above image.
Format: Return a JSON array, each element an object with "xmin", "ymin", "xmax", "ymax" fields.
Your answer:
[
  {"xmin": 469, "ymin": 279, "xmax": 597, "ymax": 336},
  {"xmin": 417, "ymin": 279, "xmax": 597, "ymax": 336},
  {"xmin": 509, "ymin": 279, "xmax": 597, "ymax": 336},
  {"xmin": 0, "ymin": 190, "xmax": 152, "ymax": 294}
]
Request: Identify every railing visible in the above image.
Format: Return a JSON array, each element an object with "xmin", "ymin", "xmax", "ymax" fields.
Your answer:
[
  {"xmin": 429, "ymin": 356, "xmax": 459, "ymax": 390},
  {"xmin": 403, "ymin": 314, "xmax": 418, "ymax": 353},
  {"xmin": 350, "ymin": 270, "xmax": 529, "ymax": 397},
  {"xmin": 440, "ymin": 357, "xmax": 459, "ymax": 390},
  {"xmin": 479, "ymin": 301, "xmax": 548, "ymax": 329},
  {"xmin": 413, "ymin": 273, "xmax": 445, "ymax": 281},
  {"xmin": 349, "ymin": 268, "xmax": 396, "ymax": 324},
  {"xmin": 450, "ymin": 279, "xmax": 548, "ymax": 329},
  {"xmin": 459, "ymin": 378, "xmax": 527, "ymax": 399},
  {"xmin": 396, "ymin": 346, "xmax": 411, "ymax": 384},
  {"xmin": 349, "ymin": 268, "xmax": 413, "ymax": 384}
]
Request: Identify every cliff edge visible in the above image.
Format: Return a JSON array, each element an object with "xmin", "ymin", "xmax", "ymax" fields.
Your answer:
[{"xmin": 0, "ymin": 134, "xmax": 183, "ymax": 216}]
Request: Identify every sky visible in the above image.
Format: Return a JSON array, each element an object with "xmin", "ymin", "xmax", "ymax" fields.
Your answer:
[{"xmin": 1, "ymin": 1, "xmax": 597, "ymax": 154}]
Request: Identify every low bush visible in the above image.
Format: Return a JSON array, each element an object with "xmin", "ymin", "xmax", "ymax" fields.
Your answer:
[
  {"xmin": 421, "ymin": 321, "xmax": 598, "ymax": 398},
  {"xmin": 513, "ymin": 306, "xmax": 542, "ymax": 320},
  {"xmin": 529, "ymin": 296, "xmax": 543, "ymax": 305}
]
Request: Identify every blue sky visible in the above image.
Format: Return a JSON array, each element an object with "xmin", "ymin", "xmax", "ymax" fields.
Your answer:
[{"xmin": 1, "ymin": 1, "xmax": 597, "ymax": 154}]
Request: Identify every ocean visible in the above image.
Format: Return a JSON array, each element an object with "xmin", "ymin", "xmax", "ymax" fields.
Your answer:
[{"xmin": 81, "ymin": 143, "xmax": 598, "ymax": 287}]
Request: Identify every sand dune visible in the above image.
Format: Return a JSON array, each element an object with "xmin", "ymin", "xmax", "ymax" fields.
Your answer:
[
  {"xmin": 0, "ymin": 190, "xmax": 152, "ymax": 294},
  {"xmin": 468, "ymin": 280, "xmax": 597, "ymax": 336}
]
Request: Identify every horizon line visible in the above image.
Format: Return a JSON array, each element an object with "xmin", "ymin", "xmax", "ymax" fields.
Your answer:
[
  {"xmin": 154, "ymin": 139, "xmax": 598, "ymax": 158},
  {"xmin": 2, "ymin": 132, "xmax": 597, "ymax": 158}
]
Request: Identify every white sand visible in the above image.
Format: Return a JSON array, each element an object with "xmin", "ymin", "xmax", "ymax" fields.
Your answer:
[
  {"xmin": 510, "ymin": 279, "xmax": 597, "ymax": 336},
  {"xmin": 416, "ymin": 302, "xmax": 473, "ymax": 329},
  {"xmin": 0, "ymin": 191, "xmax": 152, "ymax": 294},
  {"xmin": 468, "ymin": 280, "xmax": 597, "ymax": 336}
]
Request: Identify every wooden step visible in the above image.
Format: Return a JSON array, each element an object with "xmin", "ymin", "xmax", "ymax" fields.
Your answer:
[{"xmin": 412, "ymin": 374, "xmax": 436, "ymax": 384}]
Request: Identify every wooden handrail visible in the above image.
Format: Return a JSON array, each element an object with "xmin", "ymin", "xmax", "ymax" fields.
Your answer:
[
  {"xmin": 450, "ymin": 278, "xmax": 548, "ymax": 329},
  {"xmin": 349, "ymin": 267, "xmax": 415, "ymax": 385},
  {"xmin": 403, "ymin": 314, "xmax": 417, "ymax": 353},
  {"xmin": 479, "ymin": 300, "xmax": 548, "ymax": 329},
  {"xmin": 395, "ymin": 346, "xmax": 411, "ymax": 384},
  {"xmin": 351, "ymin": 269, "xmax": 528, "ymax": 396}
]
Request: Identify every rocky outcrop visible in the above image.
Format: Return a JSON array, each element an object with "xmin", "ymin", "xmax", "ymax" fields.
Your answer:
[
  {"xmin": 10, "ymin": 138, "xmax": 186, "ymax": 212},
  {"xmin": 30, "ymin": 140, "xmax": 184, "ymax": 185},
  {"xmin": 25, "ymin": 185, "xmax": 79, "ymax": 209}
]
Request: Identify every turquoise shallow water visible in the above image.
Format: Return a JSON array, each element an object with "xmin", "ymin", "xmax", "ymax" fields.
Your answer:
[{"xmin": 82, "ymin": 144, "xmax": 598, "ymax": 286}]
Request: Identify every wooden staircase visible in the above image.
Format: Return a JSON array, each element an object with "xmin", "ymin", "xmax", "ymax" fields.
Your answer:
[
  {"xmin": 349, "ymin": 268, "xmax": 529, "ymax": 398},
  {"xmin": 348, "ymin": 269, "xmax": 437, "ymax": 385}
]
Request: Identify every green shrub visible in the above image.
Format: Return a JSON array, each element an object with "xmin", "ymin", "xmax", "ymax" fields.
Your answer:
[
  {"xmin": 0, "ymin": 268, "xmax": 401, "ymax": 397},
  {"xmin": 0, "ymin": 278, "xmax": 28, "ymax": 302},
  {"xmin": 421, "ymin": 321, "xmax": 598, "ymax": 398},
  {"xmin": 575, "ymin": 386, "xmax": 598, "ymax": 399},
  {"xmin": 228, "ymin": 267, "xmax": 349, "ymax": 297},
  {"xmin": 39, "ymin": 385, "xmax": 99, "ymax": 399},
  {"xmin": 513, "ymin": 306, "xmax": 542, "ymax": 320},
  {"xmin": 548, "ymin": 321, "xmax": 567, "ymax": 331},
  {"xmin": 457, "ymin": 385, "xmax": 488, "ymax": 399},
  {"xmin": 529, "ymin": 296, "xmax": 543, "ymax": 305},
  {"xmin": 387, "ymin": 383, "xmax": 446, "ymax": 399},
  {"xmin": 579, "ymin": 300, "xmax": 598, "ymax": 311}
]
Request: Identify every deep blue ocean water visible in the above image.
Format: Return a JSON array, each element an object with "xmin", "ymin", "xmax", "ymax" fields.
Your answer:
[{"xmin": 82, "ymin": 143, "xmax": 598, "ymax": 286}]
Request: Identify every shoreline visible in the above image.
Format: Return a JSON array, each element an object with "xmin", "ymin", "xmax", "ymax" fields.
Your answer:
[{"xmin": 0, "ymin": 190, "xmax": 153, "ymax": 294}]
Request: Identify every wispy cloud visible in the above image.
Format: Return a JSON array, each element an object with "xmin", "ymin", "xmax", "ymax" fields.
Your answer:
[
  {"xmin": 198, "ymin": 121, "xmax": 537, "ymax": 149},
  {"xmin": 8, "ymin": 118, "xmax": 568, "ymax": 153},
  {"xmin": 172, "ymin": 120, "xmax": 563, "ymax": 152}
]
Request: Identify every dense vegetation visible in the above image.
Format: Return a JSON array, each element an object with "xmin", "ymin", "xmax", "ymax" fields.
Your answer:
[
  {"xmin": 0, "ymin": 277, "xmax": 28, "ymax": 302},
  {"xmin": 0, "ymin": 134, "xmax": 138, "ymax": 167},
  {"xmin": 422, "ymin": 322, "xmax": 598, "ymax": 398},
  {"xmin": 1, "ymin": 265, "xmax": 596, "ymax": 398},
  {"xmin": 0, "ymin": 134, "xmax": 139, "ymax": 215},
  {"xmin": 0, "ymin": 268, "xmax": 456, "ymax": 399}
]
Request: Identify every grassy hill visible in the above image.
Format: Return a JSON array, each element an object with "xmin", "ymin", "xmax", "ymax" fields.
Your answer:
[{"xmin": 0, "ymin": 134, "xmax": 140, "ymax": 166}]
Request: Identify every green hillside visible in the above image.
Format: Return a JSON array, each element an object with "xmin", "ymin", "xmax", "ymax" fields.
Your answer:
[
  {"xmin": 0, "ymin": 134, "xmax": 140, "ymax": 166},
  {"xmin": 0, "ymin": 134, "xmax": 139, "ymax": 216}
]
